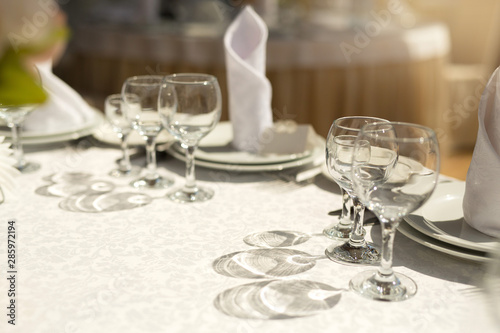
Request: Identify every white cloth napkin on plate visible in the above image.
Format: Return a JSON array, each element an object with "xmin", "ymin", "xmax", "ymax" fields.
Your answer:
[
  {"xmin": 463, "ymin": 66, "xmax": 500, "ymax": 238},
  {"xmin": 224, "ymin": 6, "xmax": 273, "ymax": 153},
  {"xmin": 23, "ymin": 61, "xmax": 95, "ymax": 133}
]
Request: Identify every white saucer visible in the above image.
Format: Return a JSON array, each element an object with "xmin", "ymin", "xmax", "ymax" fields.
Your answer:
[
  {"xmin": 0, "ymin": 108, "xmax": 104, "ymax": 145},
  {"xmin": 398, "ymin": 219, "xmax": 490, "ymax": 263},
  {"xmin": 406, "ymin": 182, "xmax": 498, "ymax": 253}
]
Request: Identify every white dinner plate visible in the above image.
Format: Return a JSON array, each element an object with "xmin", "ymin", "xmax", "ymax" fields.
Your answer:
[
  {"xmin": 0, "ymin": 108, "xmax": 104, "ymax": 145},
  {"xmin": 406, "ymin": 182, "xmax": 498, "ymax": 253},
  {"xmin": 398, "ymin": 219, "xmax": 490, "ymax": 263},
  {"xmin": 167, "ymin": 134, "xmax": 325, "ymax": 172},
  {"xmin": 92, "ymin": 121, "xmax": 173, "ymax": 146},
  {"xmin": 172, "ymin": 122, "xmax": 313, "ymax": 166}
]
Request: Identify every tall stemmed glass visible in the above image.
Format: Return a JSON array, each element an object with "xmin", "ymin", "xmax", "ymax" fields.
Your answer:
[
  {"xmin": 158, "ymin": 73, "xmax": 221, "ymax": 203},
  {"xmin": 0, "ymin": 104, "xmax": 40, "ymax": 173},
  {"xmin": 0, "ymin": 65, "xmax": 44, "ymax": 173},
  {"xmin": 324, "ymin": 116, "xmax": 387, "ymax": 265},
  {"xmin": 104, "ymin": 94, "xmax": 140, "ymax": 177},
  {"xmin": 122, "ymin": 75, "xmax": 174, "ymax": 189},
  {"xmin": 350, "ymin": 122, "xmax": 440, "ymax": 301}
]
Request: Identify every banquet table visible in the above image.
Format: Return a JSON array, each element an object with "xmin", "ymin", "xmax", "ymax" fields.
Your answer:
[{"xmin": 0, "ymin": 137, "xmax": 498, "ymax": 333}]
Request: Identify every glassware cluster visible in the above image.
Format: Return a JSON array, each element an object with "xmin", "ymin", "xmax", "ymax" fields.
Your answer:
[
  {"xmin": 102, "ymin": 73, "xmax": 222, "ymax": 203},
  {"xmin": 324, "ymin": 116, "xmax": 387, "ymax": 265},
  {"xmin": 324, "ymin": 118, "xmax": 440, "ymax": 302}
]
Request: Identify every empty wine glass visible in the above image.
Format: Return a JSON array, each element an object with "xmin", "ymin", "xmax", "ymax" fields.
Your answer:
[
  {"xmin": 0, "ymin": 65, "xmax": 44, "ymax": 173},
  {"xmin": 0, "ymin": 104, "xmax": 40, "ymax": 173},
  {"xmin": 104, "ymin": 94, "xmax": 141, "ymax": 177},
  {"xmin": 122, "ymin": 75, "xmax": 174, "ymax": 189},
  {"xmin": 350, "ymin": 122, "xmax": 440, "ymax": 301},
  {"xmin": 158, "ymin": 73, "xmax": 222, "ymax": 203},
  {"xmin": 324, "ymin": 116, "xmax": 387, "ymax": 265}
]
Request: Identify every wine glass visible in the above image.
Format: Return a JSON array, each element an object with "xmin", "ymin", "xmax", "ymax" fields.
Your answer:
[
  {"xmin": 158, "ymin": 73, "xmax": 222, "ymax": 203},
  {"xmin": 350, "ymin": 121, "xmax": 440, "ymax": 301},
  {"xmin": 324, "ymin": 116, "xmax": 387, "ymax": 265},
  {"xmin": 104, "ymin": 94, "xmax": 141, "ymax": 177},
  {"xmin": 0, "ymin": 104, "xmax": 40, "ymax": 173},
  {"xmin": 122, "ymin": 75, "xmax": 174, "ymax": 189},
  {"xmin": 0, "ymin": 65, "xmax": 44, "ymax": 173}
]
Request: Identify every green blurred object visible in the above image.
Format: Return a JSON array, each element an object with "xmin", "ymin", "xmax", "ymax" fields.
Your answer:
[
  {"xmin": 0, "ymin": 48, "xmax": 47, "ymax": 106},
  {"xmin": 0, "ymin": 26, "xmax": 70, "ymax": 106}
]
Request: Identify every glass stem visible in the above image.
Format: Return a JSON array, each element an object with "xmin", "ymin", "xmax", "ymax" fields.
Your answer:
[
  {"xmin": 10, "ymin": 123, "xmax": 25, "ymax": 169},
  {"xmin": 377, "ymin": 220, "xmax": 398, "ymax": 279},
  {"xmin": 144, "ymin": 136, "xmax": 158, "ymax": 180},
  {"xmin": 348, "ymin": 196, "xmax": 366, "ymax": 247},
  {"xmin": 119, "ymin": 132, "xmax": 131, "ymax": 171},
  {"xmin": 183, "ymin": 145, "xmax": 197, "ymax": 194},
  {"xmin": 338, "ymin": 188, "xmax": 351, "ymax": 226}
]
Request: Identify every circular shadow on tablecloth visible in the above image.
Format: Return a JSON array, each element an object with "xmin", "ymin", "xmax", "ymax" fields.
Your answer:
[
  {"xmin": 59, "ymin": 191, "xmax": 153, "ymax": 213},
  {"xmin": 36, "ymin": 172, "xmax": 115, "ymax": 198},
  {"xmin": 213, "ymin": 248, "xmax": 324, "ymax": 279},
  {"xmin": 243, "ymin": 230, "xmax": 312, "ymax": 248},
  {"xmin": 214, "ymin": 279, "xmax": 342, "ymax": 320}
]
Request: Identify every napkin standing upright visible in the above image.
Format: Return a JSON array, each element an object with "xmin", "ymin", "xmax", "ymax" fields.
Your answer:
[
  {"xmin": 463, "ymin": 66, "xmax": 500, "ymax": 237},
  {"xmin": 224, "ymin": 6, "xmax": 273, "ymax": 153}
]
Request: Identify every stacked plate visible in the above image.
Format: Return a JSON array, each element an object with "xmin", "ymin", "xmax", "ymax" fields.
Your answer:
[
  {"xmin": 400, "ymin": 181, "xmax": 498, "ymax": 263},
  {"xmin": 0, "ymin": 108, "xmax": 104, "ymax": 145},
  {"xmin": 166, "ymin": 122, "xmax": 325, "ymax": 172}
]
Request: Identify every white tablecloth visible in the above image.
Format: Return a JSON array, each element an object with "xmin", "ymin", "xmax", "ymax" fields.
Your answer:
[{"xmin": 0, "ymin": 142, "xmax": 497, "ymax": 333}]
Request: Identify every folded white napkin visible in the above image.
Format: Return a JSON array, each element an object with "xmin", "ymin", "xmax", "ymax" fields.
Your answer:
[
  {"xmin": 463, "ymin": 66, "xmax": 500, "ymax": 238},
  {"xmin": 224, "ymin": 6, "xmax": 273, "ymax": 153},
  {"xmin": 23, "ymin": 61, "xmax": 95, "ymax": 133}
]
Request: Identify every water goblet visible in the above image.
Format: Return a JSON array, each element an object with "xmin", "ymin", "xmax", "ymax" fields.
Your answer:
[
  {"xmin": 104, "ymin": 94, "xmax": 141, "ymax": 177},
  {"xmin": 324, "ymin": 116, "xmax": 387, "ymax": 265},
  {"xmin": 350, "ymin": 121, "xmax": 440, "ymax": 301},
  {"xmin": 122, "ymin": 75, "xmax": 174, "ymax": 189},
  {"xmin": 158, "ymin": 73, "xmax": 222, "ymax": 203},
  {"xmin": 0, "ymin": 104, "xmax": 40, "ymax": 173}
]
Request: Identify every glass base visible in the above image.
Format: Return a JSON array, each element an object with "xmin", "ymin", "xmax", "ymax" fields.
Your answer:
[
  {"xmin": 325, "ymin": 241, "xmax": 380, "ymax": 265},
  {"xmin": 109, "ymin": 165, "xmax": 141, "ymax": 178},
  {"xmin": 167, "ymin": 186, "xmax": 213, "ymax": 203},
  {"xmin": 17, "ymin": 161, "xmax": 40, "ymax": 174},
  {"xmin": 130, "ymin": 175, "xmax": 174, "ymax": 189},
  {"xmin": 323, "ymin": 220, "xmax": 352, "ymax": 239},
  {"xmin": 323, "ymin": 223, "xmax": 366, "ymax": 240},
  {"xmin": 349, "ymin": 269, "xmax": 417, "ymax": 301}
]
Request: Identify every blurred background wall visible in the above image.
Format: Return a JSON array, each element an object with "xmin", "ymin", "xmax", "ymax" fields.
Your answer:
[{"xmin": 53, "ymin": 0, "xmax": 500, "ymax": 157}]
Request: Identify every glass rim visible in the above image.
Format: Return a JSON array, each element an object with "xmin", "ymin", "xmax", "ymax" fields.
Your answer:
[
  {"xmin": 333, "ymin": 116, "xmax": 389, "ymax": 132},
  {"xmin": 124, "ymin": 75, "xmax": 164, "ymax": 85},
  {"xmin": 163, "ymin": 73, "xmax": 218, "ymax": 85},
  {"xmin": 360, "ymin": 121, "xmax": 438, "ymax": 143},
  {"xmin": 105, "ymin": 93, "xmax": 122, "ymax": 100}
]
